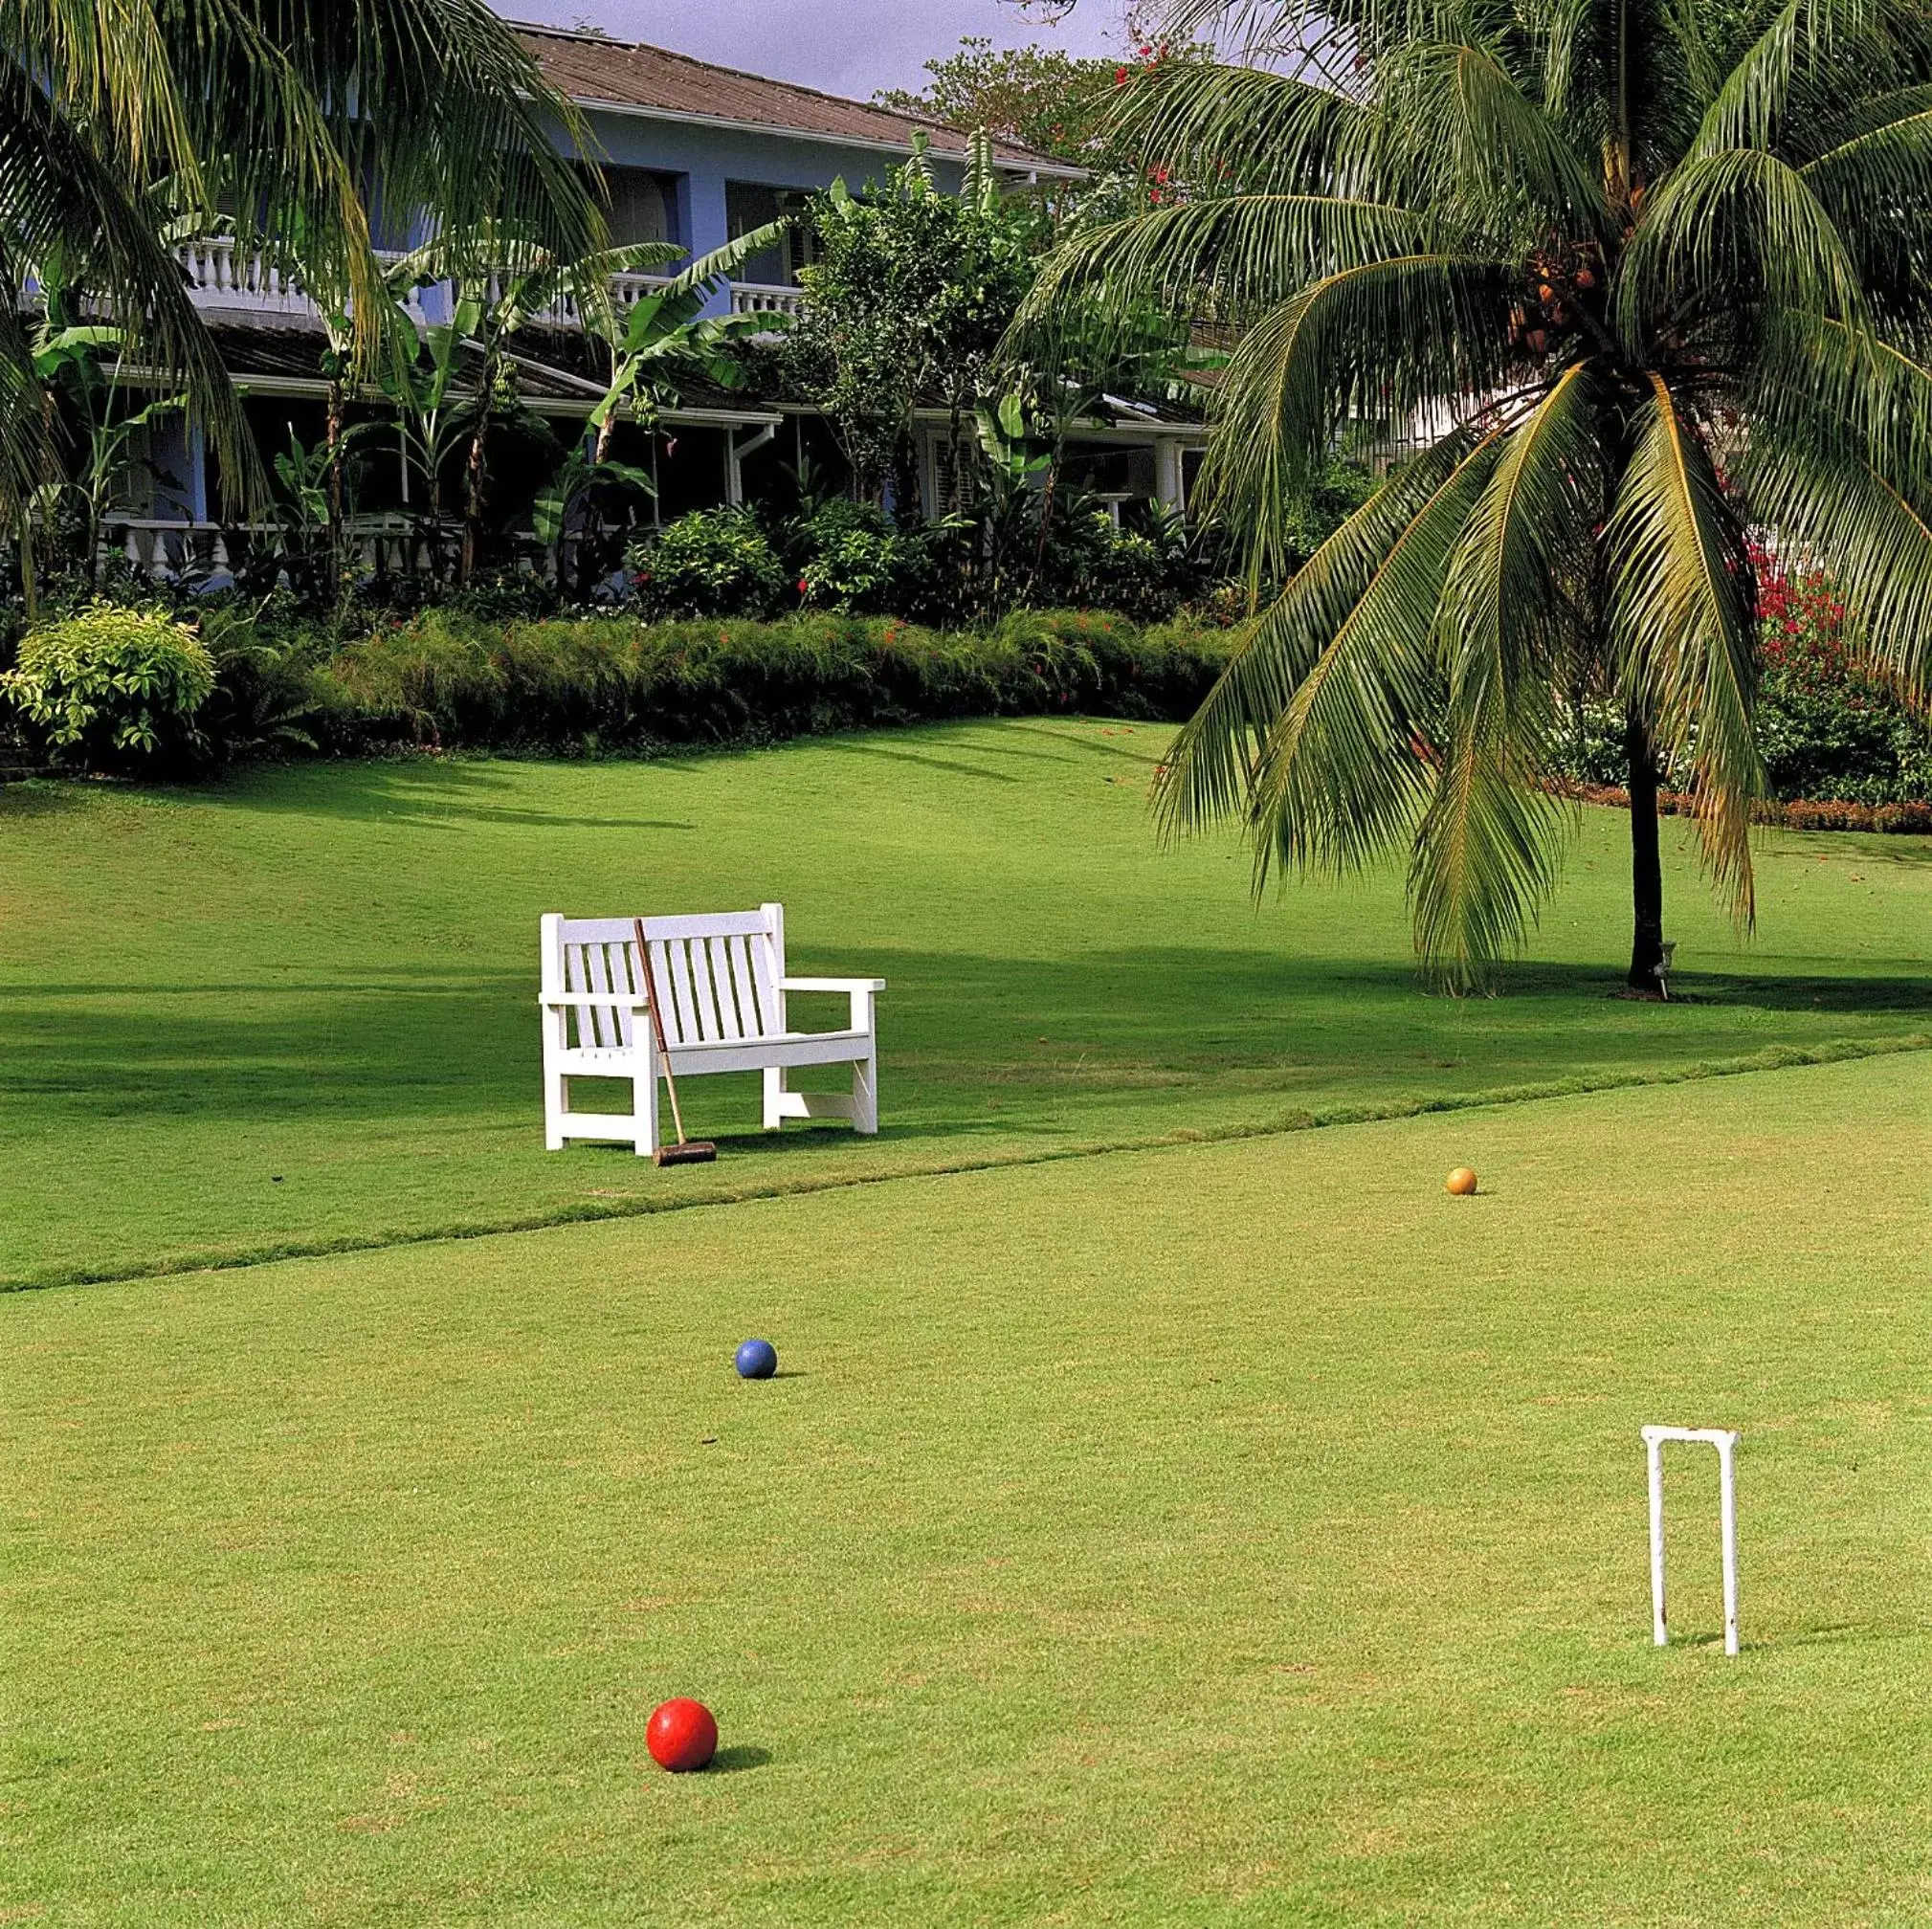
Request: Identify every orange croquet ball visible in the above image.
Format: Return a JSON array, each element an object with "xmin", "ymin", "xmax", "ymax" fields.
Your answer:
[{"xmin": 1445, "ymin": 1167, "xmax": 1478, "ymax": 1196}]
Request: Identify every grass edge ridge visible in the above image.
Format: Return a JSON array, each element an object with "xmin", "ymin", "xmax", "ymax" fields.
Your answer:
[{"xmin": 10, "ymin": 1029, "xmax": 1925, "ymax": 1297}]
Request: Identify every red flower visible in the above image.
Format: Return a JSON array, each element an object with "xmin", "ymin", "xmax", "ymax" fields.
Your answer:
[
  {"xmin": 798, "ymin": 577, "xmax": 810, "ymax": 593},
  {"xmin": 1114, "ymin": 65, "xmax": 1129, "ymax": 85}
]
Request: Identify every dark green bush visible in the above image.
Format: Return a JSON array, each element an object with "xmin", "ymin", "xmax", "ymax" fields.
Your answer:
[
  {"xmin": 794, "ymin": 501, "xmax": 969, "ymax": 623},
  {"xmin": 1551, "ymin": 547, "xmax": 1932, "ymax": 805}
]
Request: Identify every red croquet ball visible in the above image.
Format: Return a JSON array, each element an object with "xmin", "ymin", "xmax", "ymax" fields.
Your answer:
[{"xmin": 647, "ymin": 1697, "xmax": 719, "ymax": 1772}]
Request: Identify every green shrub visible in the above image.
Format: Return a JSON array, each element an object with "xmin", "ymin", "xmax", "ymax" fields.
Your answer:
[
  {"xmin": 0, "ymin": 602, "xmax": 214, "ymax": 770},
  {"xmin": 628, "ymin": 508, "xmax": 788, "ymax": 619},
  {"xmin": 795, "ymin": 502, "xmax": 968, "ymax": 622},
  {"xmin": 1753, "ymin": 556, "xmax": 1932, "ymax": 802},
  {"xmin": 316, "ymin": 608, "xmax": 1235, "ymax": 756},
  {"xmin": 1552, "ymin": 549, "xmax": 1932, "ymax": 805}
]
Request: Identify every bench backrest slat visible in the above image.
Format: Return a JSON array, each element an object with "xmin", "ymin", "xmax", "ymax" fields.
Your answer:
[
  {"xmin": 726, "ymin": 933, "xmax": 760, "ymax": 1039},
  {"xmin": 707, "ymin": 936, "xmax": 743, "ymax": 1041},
  {"xmin": 544, "ymin": 906, "xmax": 788, "ymax": 1050}
]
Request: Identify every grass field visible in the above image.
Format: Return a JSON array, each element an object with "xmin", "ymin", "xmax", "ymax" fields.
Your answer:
[
  {"xmin": 8, "ymin": 1052, "xmax": 1932, "ymax": 1924},
  {"xmin": 6, "ymin": 721, "xmax": 1932, "ymax": 1922},
  {"xmin": 3, "ymin": 719, "xmax": 1930, "ymax": 1291}
]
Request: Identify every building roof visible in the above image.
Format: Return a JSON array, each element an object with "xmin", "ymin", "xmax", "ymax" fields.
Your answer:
[{"xmin": 515, "ymin": 24, "xmax": 1081, "ymax": 179}]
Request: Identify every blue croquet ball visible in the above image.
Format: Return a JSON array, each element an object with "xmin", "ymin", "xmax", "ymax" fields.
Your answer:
[{"xmin": 735, "ymin": 1338, "xmax": 778, "ymax": 1380}]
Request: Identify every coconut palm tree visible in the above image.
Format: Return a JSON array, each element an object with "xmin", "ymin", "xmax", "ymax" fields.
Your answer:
[
  {"xmin": 1024, "ymin": 0, "xmax": 1932, "ymax": 989},
  {"xmin": 1, "ymin": 0, "xmax": 594, "ymax": 550}
]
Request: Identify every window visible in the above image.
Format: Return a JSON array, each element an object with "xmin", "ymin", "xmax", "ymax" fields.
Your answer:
[{"xmin": 603, "ymin": 168, "xmax": 683, "ymax": 249}]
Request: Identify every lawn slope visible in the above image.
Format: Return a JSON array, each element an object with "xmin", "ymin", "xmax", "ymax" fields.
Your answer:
[{"xmin": 3, "ymin": 719, "xmax": 1929, "ymax": 1288}]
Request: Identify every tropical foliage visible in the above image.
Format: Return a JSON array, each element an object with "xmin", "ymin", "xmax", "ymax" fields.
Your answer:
[
  {"xmin": 790, "ymin": 135, "xmax": 1049, "ymax": 505},
  {"xmin": 0, "ymin": 0, "xmax": 594, "ymax": 553},
  {"xmin": 1027, "ymin": 0, "xmax": 1932, "ymax": 988},
  {"xmin": 873, "ymin": 32, "xmax": 1210, "ymax": 220}
]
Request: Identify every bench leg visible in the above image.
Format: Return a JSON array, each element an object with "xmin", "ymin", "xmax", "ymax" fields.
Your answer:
[
  {"xmin": 634, "ymin": 1062, "xmax": 660, "ymax": 1158},
  {"xmin": 544, "ymin": 1067, "xmax": 567, "ymax": 1151},
  {"xmin": 763, "ymin": 1066, "xmax": 786, "ymax": 1132},
  {"xmin": 854, "ymin": 1052, "xmax": 878, "ymax": 1135}
]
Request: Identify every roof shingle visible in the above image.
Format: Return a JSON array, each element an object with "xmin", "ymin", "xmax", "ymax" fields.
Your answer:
[{"xmin": 516, "ymin": 24, "xmax": 1077, "ymax": 177}]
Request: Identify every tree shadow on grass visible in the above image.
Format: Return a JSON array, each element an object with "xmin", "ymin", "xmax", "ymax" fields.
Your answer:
[
  {"xmin": 197, "ymin": 757, "xmax": 710, "ymax": 831},
  {"xmin": 4, "ymin": 951, "xmax": 1926, "ymax": 1142}
]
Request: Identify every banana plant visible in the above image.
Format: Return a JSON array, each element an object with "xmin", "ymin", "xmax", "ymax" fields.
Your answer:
[
  {"xmin": 387, "ymin": 229, "xmax": 702, "ymax": 578},
  {"xmin": 532, "ymin": 222, "xmax": 790, "ymax": 590},
  {"xmin": 15, "ymin": 255, "xmax": 189, "ymax": 613},
  {"xmin": 584, "ymin": 220, "xmax": 790, "ymax": 462}
]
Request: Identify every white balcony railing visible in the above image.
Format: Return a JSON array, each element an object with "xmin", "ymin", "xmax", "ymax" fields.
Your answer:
[
  {"xmin": 177, "ymin": 234, "xmax": 308, "ymax": 311},
  {"xmin": 174, "ymin": 236, "xmax": 807, "ymax": 329},
  {"xmin": 730, "ymin": 281, "xmax": 806, "ymax": 319}
]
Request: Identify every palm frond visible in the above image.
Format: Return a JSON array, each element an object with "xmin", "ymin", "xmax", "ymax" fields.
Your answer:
[
  {"xmin": 1155, "ymin": 427, "xmax": 1499, "ymax": 847},
  {"xmin": 1381, "ymin": 37, "xmax": 1608, "ymax": 244},
  {"xmin": 1748, "ymin": 313, "xmax": 1932, "ymax": 497},
  {"xmin": 1016, "ymin": 193, "xmax": 1432, "ymax": 338},
  {"xmin": 1618, "ymin": 147, "xmax": 1869, "ymax": 339},
  {"xmin": 1691, "ymin": 0, "xmax": 1897, "ymax": 159},
  {"xmin": 1242, "ymin": 430, "xmax": 1505, "ymax": 881},
  {"xmin": 1196, "ymin": 253, "xmax": 1517, "ymax": 584},
  {"xmin": 1606, "ymin": 374, "xmax": 1764, "ymax": 921},
  {"xmin": 1743, "ymin": 418, "xmax": 1932, "ymax": 702},
  {"xmin": 1105, "ymin": 56, "xmax": 1378, "ymax": 197},
  {"xmin": 0, "ymin": 70, "xmax": 255, "ymax": 509},
  {"xmin": 1410, "ymin": 362, "xmax": 1605, "ymax": 987}
]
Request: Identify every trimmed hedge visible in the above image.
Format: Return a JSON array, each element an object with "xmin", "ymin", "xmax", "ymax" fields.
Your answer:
[{"xmin": 316, "ymin": 608, "xmax": 1236, "ymax": 755}]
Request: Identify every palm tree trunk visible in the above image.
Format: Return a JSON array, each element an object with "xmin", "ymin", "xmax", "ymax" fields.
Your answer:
[
  {"xmin": 461, "ymin": 378, "xmax": 495, "ymax": 585},
  {"xmin": 1625, "ymin": 709, "xmax": 1666, "ymax": 994},
  {"xmin": 325, "ymin": 374, "xmax": 346, "ymax": 592},
  {"xmin": 18, "ymin": 511, "xmax": 37, "ymax": 623}
]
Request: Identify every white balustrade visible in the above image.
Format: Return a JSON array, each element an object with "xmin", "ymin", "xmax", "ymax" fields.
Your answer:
[
  {"xmin": 171, "ymin": 236, "xmax": 794, "ymax": 330},
  {"xmin": 729, "ymin": 282, "xmax": 807, "ymax": 319}
]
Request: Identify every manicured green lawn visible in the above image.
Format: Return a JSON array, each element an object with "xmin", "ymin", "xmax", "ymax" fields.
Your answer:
[
  {"xmin": 3, "ymin": 720, "xmax": 1930, "ymax": 1289},
  {"xmin": 8, "ymin": 1052, "xmax": 1932, "ymax": 1924}
]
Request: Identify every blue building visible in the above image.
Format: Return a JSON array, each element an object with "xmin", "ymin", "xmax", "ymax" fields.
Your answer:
[{"xmin": 119, "ymin": 25, "xmax": 1206, "ymax": 577}]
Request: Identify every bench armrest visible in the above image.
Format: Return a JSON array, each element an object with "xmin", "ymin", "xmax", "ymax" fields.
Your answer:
[{"xmin": 777, "ymin": 975, "xmax": 881, "ymax": 1036}]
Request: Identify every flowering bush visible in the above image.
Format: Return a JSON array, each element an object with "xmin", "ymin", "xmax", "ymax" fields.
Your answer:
[
  {"xmin": 1553, "ymin": 548, "xmax": 1932, "ymax": 805},
  {"xmin": 1750, "ymin": 542, "xmax": 1932, "ymax": 804},
  {"xmin": 0, "ymin": 602, "xmax": 214, "ymax": 769}
]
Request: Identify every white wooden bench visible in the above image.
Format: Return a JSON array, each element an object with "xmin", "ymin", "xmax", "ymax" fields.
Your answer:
[{"xmin": 539, "ymin": 904, "xmax": 884, "ymax": 1155}]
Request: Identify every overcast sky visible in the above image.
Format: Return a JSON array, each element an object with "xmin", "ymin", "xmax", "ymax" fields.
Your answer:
[{"xmin": 494, "ymin": 1, "xmax": 1145, "ymax": 99}]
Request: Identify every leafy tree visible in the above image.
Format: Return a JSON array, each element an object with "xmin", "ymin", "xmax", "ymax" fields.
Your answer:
[
  {"xmin": 533, "ymin": 224, "xmax": 788, "ymax": 591},
  {"xmin": 875, "ymin": 36, "xmax": 1137, "ymax": 171},
  {"xmin": 1026, "ymin": 0, "xmax": 1932, "ymax": 990},
  {"xmin": 790, "ymin": 135, "xmax": 1047, "ymax": 509},
  {"xmin": 875, "ymin": 33, "xmax": 1212, "ymax": 222},
  {"xmin": 389, "ymin": 232, "xmax": 700, "ymax": 581},
  {"xmin": 12, "ymin": 258, "xmax": 185, "ymax": 614}
]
